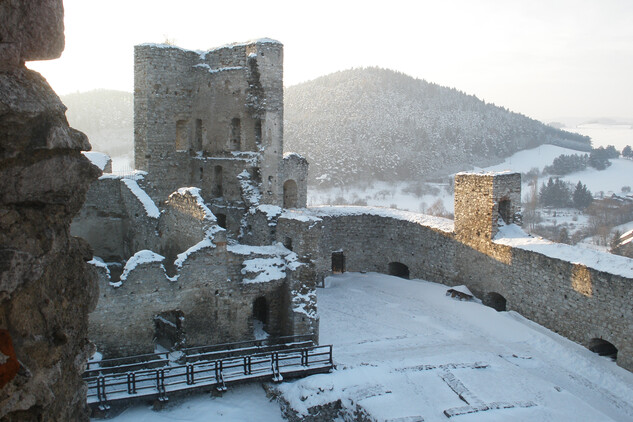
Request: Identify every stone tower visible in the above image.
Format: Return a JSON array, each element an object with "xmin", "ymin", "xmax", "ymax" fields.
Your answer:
[
  {"xmin": 454, "ymin": 172, "xmax": 522, "ymax": 245},
  {"xmin": 133, "ymin": 39, "xmax": 287, "ymax": 207}
]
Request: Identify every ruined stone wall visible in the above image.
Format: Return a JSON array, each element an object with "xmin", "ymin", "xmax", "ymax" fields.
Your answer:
[
  {"xmin": 277, "ymin": 204, "xmax": 633, "ymax": 371},
  {"xmin": 89, "ymin": 243, "xmax": 313, "ymax": 358},
  {"xmin": 133, "ymin": 40, "xmax": 288, "ymax": 206},
  {"xmin": 0, "ymin": 2, "xmax": 100, "ymax": 419},
  {"xmin": 281, "ymin": 153, "xmax": 308, "ymax": 208},
  {"xmin": 71, "ymin": 176, "xmax": 161, "ymax": 263},
  {"xmin": 71, "ymin": 178, "xmax": 128, "ymax": 261},
  {"xmin": 457, "ymin": 241, "xmax": 633, "ymax": 370}
]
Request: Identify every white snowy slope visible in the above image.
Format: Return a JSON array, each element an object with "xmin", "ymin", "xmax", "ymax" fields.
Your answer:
[{"xmin": 98, "ymin": 272, "xmax": 633, "ymax": 421}]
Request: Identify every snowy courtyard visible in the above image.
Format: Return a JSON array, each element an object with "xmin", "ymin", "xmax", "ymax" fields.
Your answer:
[{"xmin": 102, "ymin": 272, "xmax": 633, "ymax": 421}]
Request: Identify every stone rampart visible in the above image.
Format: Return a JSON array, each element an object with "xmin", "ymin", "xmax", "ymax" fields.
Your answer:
[{"xmin": 276, "ymin": 202, "xmax": 633, "ymax": 371}]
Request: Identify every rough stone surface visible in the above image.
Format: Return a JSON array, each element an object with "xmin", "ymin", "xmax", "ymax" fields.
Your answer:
[
  {"xmin": 0, "ymin": 0, "xmax": 65, "ymax": 62},
  {"xmin": 0, "ymin": 13, "xmax": 100, "ymax": 418}
]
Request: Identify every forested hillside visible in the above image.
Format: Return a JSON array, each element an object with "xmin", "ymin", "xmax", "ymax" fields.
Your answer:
[
  {"xmin": 284, "ymin": 67, "xmax": 590, "ymax": 186},
  {"xmin": 61, "ymin": 90, "xmax": 133, "ymax": 162},
  {"xmin": 60, "ymin": 70, "xmax": 591, "ymax": 183}
]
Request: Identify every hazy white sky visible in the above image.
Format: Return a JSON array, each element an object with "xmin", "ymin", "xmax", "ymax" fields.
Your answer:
[{"xmin": 29, "ymin": 0, "xmax": 633, "ymax": 121}]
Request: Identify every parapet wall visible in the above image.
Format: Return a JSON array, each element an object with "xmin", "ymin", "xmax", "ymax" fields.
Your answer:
[{"xmin": 276, "ymin": 205, "xmax": 633, "ymax": 371}]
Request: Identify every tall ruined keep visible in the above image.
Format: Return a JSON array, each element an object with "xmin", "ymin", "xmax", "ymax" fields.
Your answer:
[{"xmin": 0, "ymin": 1, "xmax": 100, "ymax": 420}]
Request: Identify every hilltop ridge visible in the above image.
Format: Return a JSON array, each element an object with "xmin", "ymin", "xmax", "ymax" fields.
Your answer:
[{"xmin": 284, "ymin": 67, "xmax": 590, "ymax": 186}]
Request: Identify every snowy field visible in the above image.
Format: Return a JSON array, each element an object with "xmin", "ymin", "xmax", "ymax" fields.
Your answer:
[{"xmin": 99, "ymin": 272, "xmax": 633, "ymax": 421}]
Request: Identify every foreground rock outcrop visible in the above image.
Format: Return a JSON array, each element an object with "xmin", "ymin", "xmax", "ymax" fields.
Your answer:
[{"xmin": 0, "ymin": 2, "xmax": 100, "ymax": 420}]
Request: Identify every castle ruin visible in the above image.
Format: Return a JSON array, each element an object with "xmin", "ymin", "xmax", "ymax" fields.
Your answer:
[{"xmin": 72, "ymin": 40, "xmax": 633, "ymax": 373}]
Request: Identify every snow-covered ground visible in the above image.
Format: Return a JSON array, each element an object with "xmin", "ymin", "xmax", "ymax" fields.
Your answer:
[
  {"xmin": 278, "ymin": 273, "xmax": 633, "ymax": 421},
  {"xmin": 100, "ymin": 272, "xmax": 633, "ymax": 421}
]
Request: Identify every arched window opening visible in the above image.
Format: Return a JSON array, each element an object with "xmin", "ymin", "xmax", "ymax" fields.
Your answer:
[
  {"xmin": 154, "ymin": 310, "xmax": 185, "ymax": 351},
  {"xmin": 230, "ymin": 118, "xmax": 241, "ymax": 151},
  {"xmin": 255, "ymin": 119, "xmax": 262, "ymax": 145},
  {"xmin": 499, "ymin": 199, "xmax": 512, "ymax": 225},
  {"xmin": 214, "ymin": 166, "xmax": 223, "ymax": 197},
  {"xmin": 484, "ymin": 292, "xmax": 507, "ymax": 312},
  {"xmin": 253, "ymin": 296, "xmax": 269, "ymax": 339},
  {"xmin": 176, "ymin": 120, "xmax": 188, "ymax": 150},
  {"xmin": 216, "ymin": 213, "xmax": 227, "ymax": 229},
  {"xmin": 388, "ymin": 262, "xmax": 410, "ymax": 279},
  {"xmin": 283, "ymin": 179, "xmax": 298, "ymax": 208},
  {"xmin": 587, "ymin": 338, "xmax": 618, "ymax": 361},
  {"xmin": 332, "ymin": 251, "xmax": 345, "ymax": 274},
  {"xmin": 284, "ymin": 236, "xmax": 293, "ymax": 251},
  {"xmin": 194, "ymin": 119, "xmax": 203, "ymax": 151}
]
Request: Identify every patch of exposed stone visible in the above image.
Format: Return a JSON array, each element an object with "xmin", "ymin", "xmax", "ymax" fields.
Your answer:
[{"xmin": 0, "ymin": 2, "xmax": 100, "ymax": 420}]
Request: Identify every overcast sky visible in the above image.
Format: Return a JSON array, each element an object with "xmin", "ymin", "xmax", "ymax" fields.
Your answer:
[{"xmin": 28, "ymin": 0, "xmax": 633, "ymax": 122}]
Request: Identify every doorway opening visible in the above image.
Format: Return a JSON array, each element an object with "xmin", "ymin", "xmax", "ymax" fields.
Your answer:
[
  {"xmin": 332, "ymin": 251, "xmax": 345, "ymax": 274},
  {"xmin": 388, "ymin": 262, "xmax": 410, "ymax": 279}
]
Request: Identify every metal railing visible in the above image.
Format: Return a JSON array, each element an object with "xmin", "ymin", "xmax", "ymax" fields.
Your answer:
[{"xmin": 85, "ymin": 341, "xmax": 333, "ymax": 410}]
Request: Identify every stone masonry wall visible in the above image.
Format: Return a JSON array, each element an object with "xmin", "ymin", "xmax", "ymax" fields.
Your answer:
[
  {"xmin": 134, "ymin": 40, "xmax": 288, "ymax": 206},
  {"xmin": 0, "ymin": 3, "xmax": 100, "ymax": 419},
  {"xmin": 277, "ymin": 201, "xmax": 633, "ymax": 371}
]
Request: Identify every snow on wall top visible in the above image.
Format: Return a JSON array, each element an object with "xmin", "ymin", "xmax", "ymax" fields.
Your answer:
[
  {"xmin": 257, "ymin": 204, "xmax": 282, "ymax": 220},
  {"xmin": 174, "ymin": 238, "xmax": 215, "ymax": 271},
  {"xmin": 118, "ymin": 250, "xmax": 165, "ymax": 285},
  {"xmin": 99, "ymin": 170, "xmax": 147, "ymax": 181},
  {"xmin": 87, "ymin": 256, "xmax": 110, "ymax": 279},
  {"xmin": 173, "ymin": 187, "xmax": 216, "ymax": 222},
  {"xmin": 138, "ymin": 38, "xmax": 281, "ymax": 59},
  {"xmin": 122, "ymin": 179, "xmax": 160, "ymax": 218},
  {"xmin": 82, "ymin": 151, "xmax": 111, "ymax": 171},
  {"xmin": 455, "ymin": 170, "xmax": 518, "ymax": 177},
  {"xmin": 306, "ymin": 206, "xmax": 455, "ymax": 233},
  {"xmin": 283, "ymin": 152, "xmax": 306, "ymax": 161},
  {"xmin": 495, "ymin": 224, "xmax": 633, "ymax": 279}
]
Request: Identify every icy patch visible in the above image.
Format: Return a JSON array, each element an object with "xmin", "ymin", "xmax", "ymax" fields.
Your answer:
[
  {"xmin": 83, "ymin": 151, "xmax": 111, "ymax": 171},
  {"xmin": 118, "ymin": 250, "xmax": 165, "ymax": 284},
  {"xmin": 495, "ymin": 224, "xmax": 633, "ymax": 278}
]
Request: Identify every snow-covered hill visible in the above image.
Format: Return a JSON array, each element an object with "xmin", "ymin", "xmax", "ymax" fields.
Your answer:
[{"xmin": 285, "ymin": 67, "xmax": 590, "ymax": 186}]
